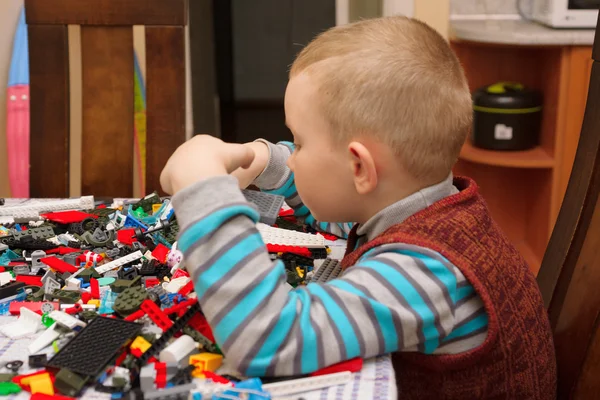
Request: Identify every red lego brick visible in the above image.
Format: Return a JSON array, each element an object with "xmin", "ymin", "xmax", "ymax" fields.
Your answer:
[
  {"xmin": 31, "ymin": 394, "xmax": 75, "ymax": 400},
  {"xmin": 41, "ymin": 211, "xmax": 98, "ymax": 224},
  {"xmin": 8, "ymin": 262, "xmax": 27, "ymax": 267},
  {"xmin": 155, "ymin": 362, "xmax": 167, "ymax": 389},
  {"xmin": 64, "ymin": 304, "xmax": 83, "ymax": 315},
  {"xmin": 46, "ymin": 247, "xmax": 80, "ymax": 255},
  {"xmin": 310, "ymin": 357, "xmax": 363, "ymax": 377},
  {"xmin": 317, "ymin": 232, "xmax": 339, "ymax": 241},
  {"xmin": 202, "ymin": 371, "xmax": 230, "ymax": 384},
  {"xmin": 124, "ymin": 309, "xmax": 146, "ymax": 322},
  {"xmin": 172, "ymin": 269, "xmax": 189, "ymax": 279},
  {"xmin": 187, "ymin": 312, "xmax": 215, "ymax": 342},
  {"xmin": 0, "ymin": 267, "xmax": 4, "ymax": 272},
  {"xmin": 164, "ymin": 298, "xmax": 197, "ymax": 316},
  {"xmin": 115, "ymin": 350, "xmax": 127, "ymax": 367},
  {"xmin": 145, "ymin": 278, "xmax": 160, "ymax": 289},
  {"xmin": 15, "ymin": 275, "xmax": 43, "ymax": 287},
  {"xmin": 80, "ymin": 292, "xmax": 92, "ymax": 304},
  {"xmin": 117, "ymin": 228, "xmax": 138, "ymax": 246},
  {"xmin": 266, "ymin": 244, "xmax": 312, "ymax": 258},
  {"xmin": 76, "ymin": 251, "xmax": 104, "ymax": 266},
  {"xmin": 151, "ymin": 244, "xmax": 170, "ymax": 263},
  {"xmin": 90, "ymin": 278, "xmax": 100, "ymax": 299},
  {"xmin": 9, "ymin": 301, "xmax": 59, "ymax": 315},
  {"xmin": 278, "ymin": 208, "xmax": 294, "ymax": 217},
  {"xmin": 130, "ymin": 347, "xmax": 143, "ymax": 358},
  {"xmin": 41, "ymin": 257, "xmax": 79, "ymax": 274},
  {"xmin": 177, "ymin": 280, "xmax": 194, "ymax": 297},
  {"xmin": 140, "ymin": 299, "xmax": 173, "ymax": 332}
]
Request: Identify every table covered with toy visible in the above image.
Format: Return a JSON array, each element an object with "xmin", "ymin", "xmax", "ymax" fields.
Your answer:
[{"xmin": 0, "ymin": 194, "xmax": 396, "ymax": 399}]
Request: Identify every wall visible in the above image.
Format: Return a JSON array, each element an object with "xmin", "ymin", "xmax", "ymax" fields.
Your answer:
[
  {"xmin": 0, "ymin": 0, "xmax": 23, "ymax": 197},
  {"xmin": 415, "ymin": 0, "xmax": 450, "ymax": 38}
]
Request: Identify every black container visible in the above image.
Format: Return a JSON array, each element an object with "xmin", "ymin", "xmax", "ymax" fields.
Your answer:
[{"xmin": 472, "ymin": 82, "xmax": 543, "ymax": 151}]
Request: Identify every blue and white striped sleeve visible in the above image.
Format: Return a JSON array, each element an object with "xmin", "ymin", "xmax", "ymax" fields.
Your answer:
[
  {"xmin": 253, "ymin": 140, "xmax": 353, "ymax": 239},
  {"xmin": 172, "ymin": 175, "xmax": 486, "ymax": 377}
]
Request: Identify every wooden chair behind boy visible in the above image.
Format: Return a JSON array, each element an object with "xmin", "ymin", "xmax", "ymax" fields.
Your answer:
[
  {"xmin": 24, "ymin": 0, "xmax": 187, "ymax": 198},
  {"xmin": 537, "ymin": 11, "xmax": 600, "ymax": 399}
]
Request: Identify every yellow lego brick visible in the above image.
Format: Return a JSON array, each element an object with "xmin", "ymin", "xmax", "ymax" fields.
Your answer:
[
  {"xmin": 87, "ymin": 299, "xmax": 101, "ymax": 308},
  {"xmin": 296, "ymin": 266, "xmax": 304, "ymax": 278},
  {"xmin": 26, "ymin": 374, "xmax": 54, "ymax": 395},
  {"xmin": 152, "ymin": 204, "xmax": 162, "ymax": 214},
  {"xmin": 189, "ymin": 353, "xmax": 223, "ymax": 373},
  {"xmin": 191, "ymin": 369, "xmax": 205, "ymax": 378},
  {"xmin": 130, "ymin": 336, "xmax": 152, "ymax": 353}
]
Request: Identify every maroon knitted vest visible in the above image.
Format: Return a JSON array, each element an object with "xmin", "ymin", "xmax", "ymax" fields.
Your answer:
[{"xmin": 342, "ymin": 177, "xmax": 556, "ymax": 399}]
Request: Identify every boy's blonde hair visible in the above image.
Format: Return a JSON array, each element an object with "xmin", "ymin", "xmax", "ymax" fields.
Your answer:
[{"xmin": 290, "ymin": 16, "xmax": 472, "ymax": 184}]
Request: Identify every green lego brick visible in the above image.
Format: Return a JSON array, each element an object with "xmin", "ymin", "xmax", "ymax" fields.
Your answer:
[{"xmin": 113, "ymin": 285, "xmax": 148, "ymax": 316}]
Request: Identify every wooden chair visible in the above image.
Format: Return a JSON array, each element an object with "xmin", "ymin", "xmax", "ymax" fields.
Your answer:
[
  {"xmin": 25, "ymin": 0, "xmax": 187, "ymax": 198},
  {"xmin": 536, "ymin": 11, "xmax": 600, "ymax": 399}
]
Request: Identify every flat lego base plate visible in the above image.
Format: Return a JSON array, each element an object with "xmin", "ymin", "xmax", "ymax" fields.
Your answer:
[{"xmin": 46, "ymin": 316, "xmax": 142, "ymax": 377}]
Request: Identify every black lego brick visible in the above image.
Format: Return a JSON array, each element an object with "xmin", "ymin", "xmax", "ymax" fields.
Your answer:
[
  {"xmin": 242, "ymin": 189, "xmax": 284, "ymax": 226},
  {"xmin": 46, "ymin": 317, "xmax": 142, "ymax": 377},
  {"xmin": 136, "ymin": 302, "xmax": 201, "ymax": 368}
]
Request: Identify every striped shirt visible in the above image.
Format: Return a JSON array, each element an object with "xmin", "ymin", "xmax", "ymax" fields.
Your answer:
[{"xmin": 171, "ymin": 141, "xmax": 488, "ymax": 377}]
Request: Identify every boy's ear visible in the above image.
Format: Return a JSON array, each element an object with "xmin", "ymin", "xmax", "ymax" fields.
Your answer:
[{"xmin": 348, "ymin": 141, "xmax": 378, "ymax": 195}]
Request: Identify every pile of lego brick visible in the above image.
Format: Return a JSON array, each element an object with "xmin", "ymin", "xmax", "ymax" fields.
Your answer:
[{"xmin": 0, "ymin": 192, "xmax": 339, "ymax": 399}]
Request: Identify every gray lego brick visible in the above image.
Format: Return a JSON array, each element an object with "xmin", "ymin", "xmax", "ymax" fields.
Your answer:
[
  {"xmin": 310, "ymin": 258, "xmax": 342, "ymax": 283},
  {"xmin": 242, "ymin": 189, "xmax": 284, "ymax": 226},
  {"xmin": 144, "ymin": 383, "xmax": 195, "ymax": 400}
]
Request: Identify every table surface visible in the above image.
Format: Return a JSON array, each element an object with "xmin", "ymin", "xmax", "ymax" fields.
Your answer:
[{"xmin": 0, "ymin": 198, "xmax": 397, "ymax": 399}]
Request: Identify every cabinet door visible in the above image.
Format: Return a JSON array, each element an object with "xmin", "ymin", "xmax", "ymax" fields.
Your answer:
[{"xmin": 556, "ymin": 47, "xmax": 594, "ymax": 217}]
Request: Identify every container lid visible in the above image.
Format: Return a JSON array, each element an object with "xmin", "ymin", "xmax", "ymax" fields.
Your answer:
[{"xmin": 473, "ymin": 82, "xmax": 542, "ymax": 112}]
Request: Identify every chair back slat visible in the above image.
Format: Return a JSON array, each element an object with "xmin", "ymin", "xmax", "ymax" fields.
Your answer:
[
  {"xmin": 145, "ymin": 26, "xmax": 186, "ymax": 194},
  {"xmin": 81, "ymin": 26, "xmax": 135, "ymax": 197},
  {"xmin": 25, "ymin": 0, "xmax": 187, "ymax": 197},
  {"xmin": 29, "ymin": 24, "xmax": 70, "ymax": 198},
  {"xmin": 24, "ymin": 0, "xmax": 187, "ymax": 26}
]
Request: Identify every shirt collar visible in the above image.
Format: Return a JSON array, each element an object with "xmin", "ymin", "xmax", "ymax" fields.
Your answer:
[{"xmin": 356, "ymin": 173, "xmax": 458, "ymax": 241}]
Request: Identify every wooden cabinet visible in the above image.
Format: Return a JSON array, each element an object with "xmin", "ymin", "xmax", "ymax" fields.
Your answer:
[{"xmin": 451, "ymin": 40, "xmax": 592, "ymax": 275}]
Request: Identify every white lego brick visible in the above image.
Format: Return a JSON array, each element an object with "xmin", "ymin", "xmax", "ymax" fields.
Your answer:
[
  {"xmin": 0, "ymin": 217, "xmax": 14, "ymax": 224},
  {"xmin": 95, "ymin": 250, "xmax": 143, "ymax": 275},
  {"xmin": 159, "ymin": 335, "xmax": 198, "ymax": 364},
  {"xmin": 28, "ymin": 322, "xmax": 62, "ymax": 354},
  {"xmin": 256, "ymin": 223, "xmax": 325, "ymax": 248},
  {"xmin": 262, "ymin": 371, "xmax": 352, "ymax": 396},
  {"xmin": 48, "ymin": 310, "xmax": 87, "ymax": 331},
  {"xmin": 0, "ymin": 307, "xmax": 43, "ymax": 339},
  {"xmin": 0, "ymin": 196, "xmax": 95, "ymax": 218},
  {"xmin": 0, "ymin": 271, "xmax": 14, "ymax": 286},
  {"xmin": 65, "ymin": 277, "xmax": 82, "ymax": 291},
  {"xmin": 163, "ymin": 276, "xmax": 190, "ymax": 293}
]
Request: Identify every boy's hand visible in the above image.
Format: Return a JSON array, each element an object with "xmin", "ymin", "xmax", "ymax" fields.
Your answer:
[
  {"xmin": 160, "ymin": 135, "xmax": 255, "ymax": 195},
  {"xmin": 231, "ymin": 141, "xmax": 270, "ymax": 188}
]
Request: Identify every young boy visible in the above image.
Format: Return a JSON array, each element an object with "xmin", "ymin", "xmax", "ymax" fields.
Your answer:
[{"xmin": 160, "ymin": 16, "xmax": 556, "ymax": 399}]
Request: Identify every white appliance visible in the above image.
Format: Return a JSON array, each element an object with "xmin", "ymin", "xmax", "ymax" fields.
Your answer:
[{"xmin": 532, "ymin": 0, "xmax": 600, "ymax": 28}]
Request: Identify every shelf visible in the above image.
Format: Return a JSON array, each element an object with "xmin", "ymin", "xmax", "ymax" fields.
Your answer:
[
  {"xmin": 515, "ymin": 241, "xmax": 542, "ymax": 275},
  {"xmin": 459, "ymin": 141, "xmax": 554, "ymax": 169}
]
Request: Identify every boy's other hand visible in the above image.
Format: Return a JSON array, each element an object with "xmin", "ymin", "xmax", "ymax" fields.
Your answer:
[
  {"xmin": 231, "ymin": 141, "xmax": 270, "ymax": 188},
  {"xmin": 160, "ymin": 135, "xmax": 255, "ymax": 195}
]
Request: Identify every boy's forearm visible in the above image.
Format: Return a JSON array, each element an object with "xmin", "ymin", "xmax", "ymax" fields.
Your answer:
[
  {"xmin": 252, "ymin": 140, "xmax": 294, "ymax": 190},
  {"xmin": 172, "ymin": 176, "xmax": 361, "ymax": 376}
]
